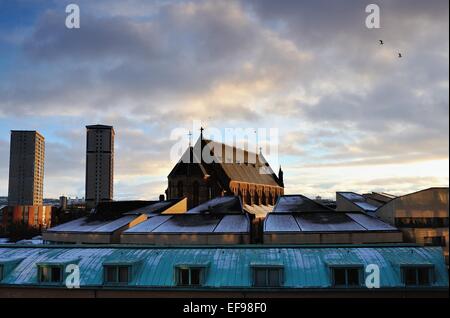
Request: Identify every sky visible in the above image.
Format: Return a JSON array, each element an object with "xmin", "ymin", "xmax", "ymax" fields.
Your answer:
[{"xmin": 0, "ymin": 0, "xmax": 448, "ymax": 200}]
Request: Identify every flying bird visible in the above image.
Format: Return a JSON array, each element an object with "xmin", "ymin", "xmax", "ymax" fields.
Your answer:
[
  {"xmin": 398, "ymin": 53, "xmax": 402, "ymax": 58},
  {"xmin": 379, "ymin": 40, "xmax": 384, "ymax": 45}
]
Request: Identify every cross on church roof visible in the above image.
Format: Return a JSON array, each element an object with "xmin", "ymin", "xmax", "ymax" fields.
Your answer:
[
  {"xmin": 200, "ymin": 126, "xmax": 204, "ymax": 141},
  {"xmin": 188, "ymin": 131, "xmax": 193, "ymax": 147}
]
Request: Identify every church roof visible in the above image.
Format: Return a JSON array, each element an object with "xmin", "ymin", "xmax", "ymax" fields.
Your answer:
[{"xmin": 168, "ymin": 138, "xmax": 283, "ymax": 189}]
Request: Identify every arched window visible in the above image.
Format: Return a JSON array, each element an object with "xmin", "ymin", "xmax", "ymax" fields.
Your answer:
[
  {"xmin": 268, "ymin": 192, "xmax": 273, "ymax": 205},
  {"xmin": 177, "ymin": 180, "xmax": 183, "ymax": 198},
  {"xmin": 193, "ymin": 181, "xmax": 200, "ymax": 207},
  {"xmin": 245, "ymin": 191, "xmax": 252, "ymax": 205},
  {"xmin": 261, "ymin": 191, "xmax": 267, "ymax": 206},
  {"xmin": 238, "ymin": 189, "xmax": 244, "ymax": 205}
]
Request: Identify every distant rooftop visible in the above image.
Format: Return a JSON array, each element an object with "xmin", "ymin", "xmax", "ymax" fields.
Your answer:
[
  {"xmin": 91, "ymin": 200, "xmax": 162, "ymax": 220},
  {"xmin": 124, "ymin": 214, "xmax": 250, "ymax": 234},
  {"xmin": 264, "ymin": 211, "xmax": 398, "ymax": 233},
  {"xmin": 10, "ymin": 130, "xmax": 44, "ymax": 138},
  {"xmin": 187, "ymin": 196, "xmax": 243, "ymax": 214},
  {"xmin": 337, "ymin": 192, "xmax": 379, "ymax": 213},
  {"xmin": 46, "ymin": 215, "xmax": 138, "ymax": 234},
  {"xmin": 86, "ymin": 124, "xmax": 114, "ymax": 129},
  {"xmin": 273, "ymin": 195, "xmax": 333, "ymax": 213}
]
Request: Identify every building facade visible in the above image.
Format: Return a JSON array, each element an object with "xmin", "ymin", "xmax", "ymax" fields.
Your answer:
[
  {"xmin": 1, "ymin": 205, "xmax": 52, "ymax": 229},
  {"xmin": 376, "ymin": 187, "xmax": 449, "ymax": 264},
  {"xmin": 8, "ymin": 131, "xmax": 45, "ymax": 206},
  {"xmin": 85, "ymin": 125, "xmax": 114, "ymax": 209}
]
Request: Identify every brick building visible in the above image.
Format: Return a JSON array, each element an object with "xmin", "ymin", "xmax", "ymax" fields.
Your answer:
[{"xmin": 166, "ymin": 133, "xmax": 284, "ymax": 214}]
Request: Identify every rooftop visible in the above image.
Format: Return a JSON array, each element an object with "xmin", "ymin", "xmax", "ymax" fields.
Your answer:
[
  {"xmin": 46, "ymin": 215, "xmax": 138, "ymax": 234},
  {"xmin": 124, "ymin": 214, "xmax": 250, "ymax": 234},
  {"xmin": 186, "ymin": 196, "xmax": 243, "ymax": 214},
  {"xmin": 0, "ymin": 245, "xmax": 447, "ymax": 289},
  {"xmin": 272, "ymin": 195, "xmax": 333, "ymax": 213},
  {"xmin": 337, "ymin": 192, "xmax": 379, "ymax": 213},
  {"xmin": 86, "ymin": 124, "xmax": 113, "ymax": 129},
  {"xmin": 169, "ymin": 138, "xmax": 283, "ymax": 188},
  {"xmin": 264, "ymin": 212, "xmax": 398, "ymax": 233}
]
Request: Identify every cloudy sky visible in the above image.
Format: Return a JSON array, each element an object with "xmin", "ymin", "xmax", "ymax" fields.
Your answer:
[{"xmin": 0, "ymin": 0, "xmax": 448, "ymax": 200}]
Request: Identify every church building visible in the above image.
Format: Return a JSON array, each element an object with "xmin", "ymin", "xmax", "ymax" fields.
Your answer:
[{"xmin": 166, "ymin": 130, "xmax": 284, "ymax": 216}]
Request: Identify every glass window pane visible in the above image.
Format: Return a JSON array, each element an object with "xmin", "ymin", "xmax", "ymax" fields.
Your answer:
[
  {"xmin": 106, "ymin": 266, "xmax": 117, "ymax": 283},
  {"xmin": 40, "ymin": 267, "xmax": 50, "ymax": 282},
  {"xmin": 404, "ymin": 268, "xmax": 417, "ymax": 285},
  {"xmin": 179, "ymin": 268, "xmax": 190, "ymax": 286},
  {"xmin": 418, "ymin": 268, "xmax": 430, "ymax": 285},
  {"xmin": 268, "ymin": 269, "xmax": 281, "ymax": 287},
  {"xmin": 347, "ymin": 269, "xmax": 360, "ymax": 286},
  {"xmin": 190, "ymin": 269, "xmax": 201, "ymax": 286},
  {"xmin": 51, "ymin": 267, "xmax": 61, "ymax": 283},
  {"xmin": 333, "ymin": 268, "xmax": 346, "ymax": 286},
  {"xmin": 254, "ymin": 269, "xmax": 267, "ymax": 287},
  {"xmin": 118, "ymin": 266, "xmax": 129, "ymax": 283}
]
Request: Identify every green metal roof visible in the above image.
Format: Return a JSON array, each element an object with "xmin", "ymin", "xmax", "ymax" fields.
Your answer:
[{"xmin": 0, "ymin": 245, "xmax": 447, "ymax": 290}]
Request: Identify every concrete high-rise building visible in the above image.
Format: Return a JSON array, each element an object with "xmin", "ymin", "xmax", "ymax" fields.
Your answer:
[
  {"xmin": 85, "ymin": 125, "xmax": 114, "ymax": 209},
  {"xmin": 8, "ymin": 131, "xmax": 45, "ymax": 206},
  {"xmin": 59, "ymin": 196, "xmax": 68, "ymax": 210}
]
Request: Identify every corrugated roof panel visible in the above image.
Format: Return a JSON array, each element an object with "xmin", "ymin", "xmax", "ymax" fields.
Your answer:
[
  {"xmin": 295, "ymin": 213, "xmax": 366, "ymax": 232},
  {"xmin": 46, "ymin": 217, "xmax": 101, "ymax": 232},
  {"xmin": 92, "ymin": 215, "xmax": 138, "ymax": 233},
  {"xmin": 46, "ymin": 216, "xmax": 138, "ymax": 234},
  {"xmin": 123, "ymin": 215, "xmax": 172, "ymax": 233},
  {"xmin": 347, "ymin": 213, "xmax": 397, "ymax": 231},
  {"xmin": 152, "ymin": 215, "xmax": 221, "ymax": 233},
  {"xmin": 0, "ymin": 246, "xmax": 448, "ymax": 289},
  {"xmin": 273, "ymin": 195, "xmax": 331, "ymax": 213},
  {"xmin": 213, "ymin": 215, "xmax": 250, "ymax": 233},
  {"xmin": 354, "ymin": 202, "xmax": 378, "ymax": 212},
  {"xmin": 339, "ymin": 192, "xmax": 365, "ymax": 201},
  {"xmin": 187, "ymin": 196, "xmax": 242, "ymax": 214},
  {"xmin": 264, "ymin": 214, "xmax": 300, "ymax": 232}
]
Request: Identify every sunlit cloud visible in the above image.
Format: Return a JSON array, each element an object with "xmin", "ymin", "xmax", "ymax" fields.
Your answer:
[{"xmin": 0, "ymin": 0, "xmax": 448, "ymax": 199}]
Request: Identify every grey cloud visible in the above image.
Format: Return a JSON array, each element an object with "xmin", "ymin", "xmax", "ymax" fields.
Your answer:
[{"xmin": 0, "ymin": 0, "xmax": 447, "ymax": 198}]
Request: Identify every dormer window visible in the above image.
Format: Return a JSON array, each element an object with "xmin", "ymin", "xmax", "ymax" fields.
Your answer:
[
  {"xmin": 38, "ymin": 265, "xmax": 63, "ymax": 283},
  {"xmin": 251, "ymin": 265, "xmax": 284, "ymax": 287},
  {"xmin": 104, "ymin": 265, "xmax": 130, "ymax": 284},
  {"xmin": 36, "ymin": 258, "xmax": 79, "ymax": 285},
  {"xmin": 175, "ymin": 264, "xmax": 209, "ymax": 287},
  {"xmin": 402, "ymin": 266, "xmax": 434, "ymax": 286},
  {"xmin": 330, "ymin": 266, "xmax": 362, "ymax": 287},
  {"xmin": 102, "ymin": 259, "xmax": 142, "ymax": 285}
]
